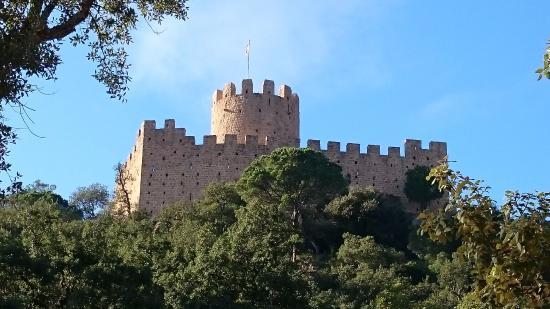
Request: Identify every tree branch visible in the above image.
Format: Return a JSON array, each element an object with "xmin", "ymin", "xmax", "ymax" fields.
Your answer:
[
  {"xmin": 37, "ymin": 0, "xmax": 95, "ymax": 41},
  {"xmin": 41, "ymin": 0, "xmax": 59, "ymax": 23}
]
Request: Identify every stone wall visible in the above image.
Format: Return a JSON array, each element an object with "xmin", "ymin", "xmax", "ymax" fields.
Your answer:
[{"xmin": 121, "ymin": 120, "xmax": 447, "ymax": 215}]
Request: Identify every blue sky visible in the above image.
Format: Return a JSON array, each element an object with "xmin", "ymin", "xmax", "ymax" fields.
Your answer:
[{"xmin": 9, "ymin": 0, "xmax": 550, "ymax": 201}]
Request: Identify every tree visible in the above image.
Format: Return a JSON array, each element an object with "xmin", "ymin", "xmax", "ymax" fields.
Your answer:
[
  {"xmin": 113, "ymin": 162, "xmax": 134, "ymax": 216},
  {"xmin": 0, "ymin": 1, "xmax": 189, "ymax": 207},
  {"xmin": 192, "ymin": 182, "xmax": 245, "ymax": 235},
  {"xmin": 312, "ymin": 233, "xmax": 432, "ymax": 308},
  {"xmin": 326, "ymin": 187, "xmax": 412, "ymax": 251},
  {"xmin": 404, "ymin": 165, "xmax": 443, "ymax": 211},
  {"xmin": 237, "ymin": 147, "xmax": 348, "ymax": 261},
  {"xmin": 537, "ymin": 40, "xmax": 550, "ymax": 80},
  {"xmin": 418, "ymin": 162, "xmax": 550, "ymax": 308},
  {"xmin": 0, "ymin": 191, "xmax": 163, "ymax": 307},
  {"xmin": 24, "ymin": 179, "xmax": 56, "ymax": 192},
  {"xmin": 69, "ymin": 183, "xmax": 109, "ymax": 219},
  {"xmin": 152, "ymin": 189, "xmax": 311, "ymax": 307},
  {"xmin": 1, "ymin": 0, "xmax": 189, "ymax": 104}
]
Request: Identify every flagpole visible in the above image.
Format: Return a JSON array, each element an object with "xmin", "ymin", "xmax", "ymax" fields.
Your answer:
[{"xmin": 247, "ymin": 40, "xmax": 250, "ymax": 78}]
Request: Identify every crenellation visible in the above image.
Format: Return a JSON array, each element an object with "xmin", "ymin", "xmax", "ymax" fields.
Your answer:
[
  {"xmin": 307, "ymin": 139, "xmax": 321, "ymax": 151},
  {"xmin": 279, "ymin": 84, "xmax": 292, "ymax": 99},
  {"xmin": 164, "ymin": 119, "xmax": 175, "ymax": 129},
  {"xmin": 346, "ymin": 143, "xmax": 360, "ymax": 156},
  {"xmin": 203, "ymin": 135, "xmax": 216, "ymax": 145},
  {"xmin": 184, "ymin": 136, "xmax": 195, "ymax": 145},
  {"xmin": 327, "ymin": 141, "xmax": 341, "ymax": 154},
  {"xmin": 388, "ymin": 147, "xmax": 401, "ymax": 157},
  {"xmin": 223, "ymin": 82, "xmax": 236, "ymax": 97},
  {"xmin": 212, "ymin": 89, "xmax": 222, "ymax": 102},
  {"xmin": 119, "ymin": 79, "xmax": 448, "ymax": 216},
  {"xmin": 429, "ymin": 141, "xmax": 447, "ymax": 156},
  {"xmin": 404, "ymin": 139, "xmax": 422, "ymax": 156},
  {"xmin": 367, "ymin": 145, "xmax": 381, "ymax": 156},
  {"xmin": 242, "ymin": 79, "xmax": 253, "ymax": 95},
  {"xmin": 224, "ymin": 134, "xmax": 238, "ymax": 146},
  {"xmin": 263, "ymin": 79, "xmax": 274, "ymax": 94}
]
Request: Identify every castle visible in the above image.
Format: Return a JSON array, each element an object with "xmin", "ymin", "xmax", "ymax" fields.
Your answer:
[{"xmin": 119, "ymin": 79, "xmax": 447, "ymax": 215}]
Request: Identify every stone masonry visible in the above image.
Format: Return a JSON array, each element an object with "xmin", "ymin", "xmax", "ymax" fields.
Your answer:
[{"xmin": 119, "ymin": 79, "xmax": 447, "ymax": 215}]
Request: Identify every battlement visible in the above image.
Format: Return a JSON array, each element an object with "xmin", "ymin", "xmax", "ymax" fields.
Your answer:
[
  {"xmin": 140, "ymin": 119, "xmax": 277, "ymax": 148},
  {"xmin": 305, "ymin": 139, "xmax": 447, "ymax": 158},
  {"xmin": 212, "ymin": 79, "xmax": 299, "ymax": 103}
]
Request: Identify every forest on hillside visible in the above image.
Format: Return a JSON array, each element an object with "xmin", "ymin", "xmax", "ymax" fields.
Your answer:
[{"xmin": 0, "ymin": 148, "xmax": 548, "ymax": 308}]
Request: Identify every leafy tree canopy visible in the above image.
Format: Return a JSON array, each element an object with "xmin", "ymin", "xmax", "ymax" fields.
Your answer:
[
  {"xmin": 326, "ymin": 187, "xmax": 412, "ymax": 251},
  {"xmin": 69, "ymin": 183, "xmax": 110, "ymax": 219},
  {"xmin": 419, "ymin": 162, "xmax": 550, "ymax": 308},
  {"xmin": 1, "ymin": 0, "xmax": 189, "ymax": 104},
  {"xmin": 537, "ymin": 40, "xmax": 550, "ymax": 80}
]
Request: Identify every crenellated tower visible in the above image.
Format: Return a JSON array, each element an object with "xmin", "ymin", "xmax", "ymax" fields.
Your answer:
[{"xmin": 211, "ymin": 79, "xmax": 299, "ymax": 149}]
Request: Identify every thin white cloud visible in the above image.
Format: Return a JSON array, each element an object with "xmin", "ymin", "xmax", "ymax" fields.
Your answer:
[{"xmin": 129, "ymin": 0, "xmax": 395, "ymax": 93}]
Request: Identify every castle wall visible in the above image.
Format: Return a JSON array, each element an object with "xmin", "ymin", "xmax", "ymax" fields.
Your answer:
[
  {"xmin": 126, "ymin": 119, "xmax": 272, "ymax": 215},
  {"xmin": 123, "ymin": 120, "xmax": 447, "ymax": 215},
  {"xmin": 211, "ymin": 79, "xmax": 299, "ymax": 149}
]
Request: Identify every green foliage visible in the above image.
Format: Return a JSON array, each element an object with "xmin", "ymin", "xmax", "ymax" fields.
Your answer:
[
  {"xmin": 419, "ymin": 162, "xmax": 550, "ymax": 308},
  {"xmin": 238, "ymin": 147, "xmax": 347, "ymax": 210},
  {"xmin": 420, "ymin": 253, "xmax": 474, "ymax": 308},
  {"xmin": 313, "ymin": 233, "xmax": 432, "ymax": 308},
  {"xmin": 536, "ymin": 40, "xmax": 550, "ymax": 80},
  {"xmin": 404, "ymin": 165, "xmax": 444, "ymax": 210},
  {"xmin": 2, "ymin": 154, "xmax": 546, "ymax": 307},
  {"xmin": 237, "ymin": 147, "xmax": 347, "ymax": 261},
  {"xmin": 7, "ymin": 189, "xmax": 82, "ymax": 220},
  {"xmin": 24, "ymin": 179, "xmax": 57, "ymax": 192},
  {"xmin": 326, "ymin": 187, "xmax": 412, "ymax": 251},
  {"xmin": 0, "ymin": 0, "xmax": 189, "ymax": 104},
  {"xmin": 0, "ymin": 193, "xmax": 162, "ymax": 307},
  {"xmin": 153, "ymin": 188, "xmax": 312, "ymax": 307},
  {"xmin": 69, "ymin": 183, "xmax": 110, "ymax": 219}
]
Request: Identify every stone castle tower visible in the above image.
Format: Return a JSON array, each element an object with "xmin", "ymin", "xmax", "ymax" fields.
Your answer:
[
  {"xmin": 118, "ymin": 79, "xmax": 447, "ymax": 215},
  {"xmin": 211, "ymin": 79, "xmax": 299, "ymax": 148}
]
